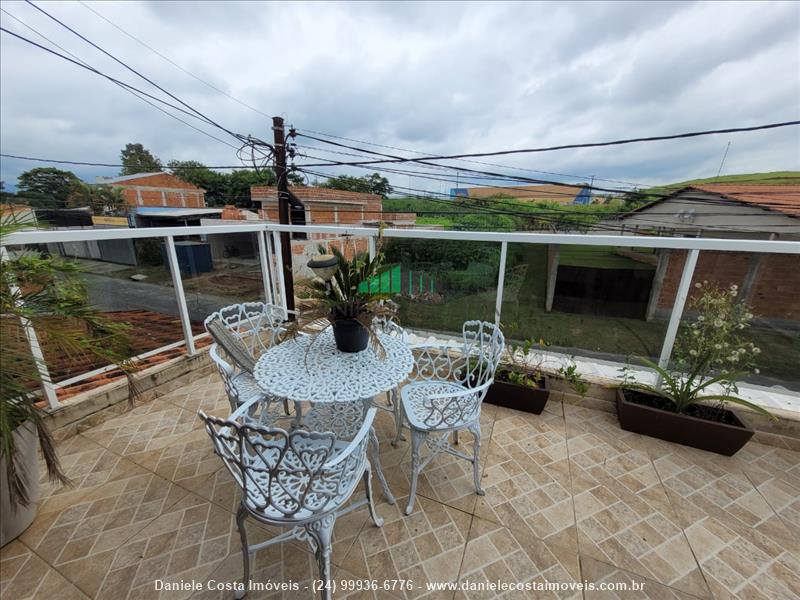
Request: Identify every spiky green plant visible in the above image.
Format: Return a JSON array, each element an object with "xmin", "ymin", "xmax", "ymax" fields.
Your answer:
[
  {"xmin": 1, "ymin": 210, "xmax": 136, "ymax": 509},
  {"xmin": 622, "ymin": 355, "xmax": 773, "ymax": 418},
  {"xmin": 289, "ymin": 234, "xmax": 396, "ymax": 354},
  {"xmin": 621, "ymin": 283, "xmax": 774, "ymax": 420}
]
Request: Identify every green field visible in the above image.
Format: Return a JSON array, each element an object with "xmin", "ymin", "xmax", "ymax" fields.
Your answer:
[{"xmin": 394, "ymin": 243, "xmax": 800, "ymax": 389}]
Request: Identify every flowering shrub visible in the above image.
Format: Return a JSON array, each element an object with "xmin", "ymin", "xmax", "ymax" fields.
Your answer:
[
  {"xmin": 673, "ymin": 282, "xmax": 760, "ymax": 381},
  {"xmin": 620, "ymin": 282, "xmax": 773, "ymax": 419}
]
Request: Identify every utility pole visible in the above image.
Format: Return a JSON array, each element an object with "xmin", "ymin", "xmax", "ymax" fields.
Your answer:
[{"xmin": 272, "ymin": 116, "xmax": 295, "ymax": 315}]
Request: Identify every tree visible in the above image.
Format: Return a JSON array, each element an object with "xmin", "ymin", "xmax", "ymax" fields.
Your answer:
[
  {"xmin": 0, "ymin": 213, "xmax": 134, "ymax": 509},
  {"xmin": 0, "ymin": 180, "xmax": 15, "ymax": 202},
  {"xmin": 16, "ymin": 167, "xmax": 83, "ymax": 208},
  {"xmin": 66, "ymin": 183, "xmax": 126, "ymax": 215},
  {"xmin": 319, "ymin": 172, "xmax": 393, "ymax": 198},
  {"xmin": 120, "ymin": 143, "xmax": 162, "ymax": 175},
  {"xmin": 167, "ymin": 160, "xmax": 275, "ymax": 208}
]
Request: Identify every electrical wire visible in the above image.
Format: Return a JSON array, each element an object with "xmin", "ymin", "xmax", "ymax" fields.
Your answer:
[
  {"xmin": 296, "ymin": 131, "xmax": 800, "ymax": 207},
  {"xmin": 296, "ymin": 128, "xmax": 648, "ymax": 188},
  {"xmin": 297, "ymin": 120, "xmax": 800, "ymax": 168},
  {"xmin": 76, "ymin": 0, "xmax": 272, "ymax": 121},
  {"xmin": 0, "ymin": 26, "xmax": 242, "ymax": 151},
  {"xmin": 25, "ymin": 0, "xmax": 244, "ymax": 144},
  {"xmin": 0, "ymin": 9, "xmax": 239, "ymax": 150}
]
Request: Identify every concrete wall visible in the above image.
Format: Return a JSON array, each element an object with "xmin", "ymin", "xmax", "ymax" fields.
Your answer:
[{"xmin": 619, "ymin": 192, "xmax": 800, "ymax": 236}]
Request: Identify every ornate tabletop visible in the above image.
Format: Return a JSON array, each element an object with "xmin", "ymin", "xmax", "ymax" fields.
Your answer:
[{"xmin": 254, "ymin": 329, "xmax": 414, "ymax": 403}]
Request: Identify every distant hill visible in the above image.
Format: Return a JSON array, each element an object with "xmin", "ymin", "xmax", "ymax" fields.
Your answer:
[
  {"xmin": 663, "ymin": 171, "xmax": 800, "ymax": 187},
  {"xmin": 632, "ymin": 171, "xmax": 800, "ymax": 205}
]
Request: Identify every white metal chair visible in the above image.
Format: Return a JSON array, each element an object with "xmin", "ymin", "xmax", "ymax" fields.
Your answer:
[
  {"xmin": 396, "ymin": 320, "xmax": 504, "ymax": 515},
  {"xmin": 199, "ymin": 399, "xmax": 383, "ymax": 600},
  {"xmin": 205, "ymin": 302, "xmax": 291, "ymax": 419}
]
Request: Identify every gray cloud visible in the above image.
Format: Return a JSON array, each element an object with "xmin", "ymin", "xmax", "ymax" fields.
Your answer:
[{"xmin": 1, "ymin": 0, "xmax": 798, "ymax": 192}]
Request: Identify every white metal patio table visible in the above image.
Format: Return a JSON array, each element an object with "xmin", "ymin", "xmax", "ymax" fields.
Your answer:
[{"xmin": 253, "ymin": 328, "xmax": 414, "ymax": 505}]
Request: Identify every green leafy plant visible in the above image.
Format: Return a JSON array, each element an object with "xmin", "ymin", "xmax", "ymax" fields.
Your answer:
[
  {"xmin": 558, "ymin": 357, "xmax": 589, "ymax": 397},
  {"xmin": 1, "ymin": 212, "xmax": 136, "ymax": 508},
  {"xmin": 621, "ymin": 282, "xmax": 774, "ymax": 419},
  {"xmin": 289, "ymin": 233, "xmax": 396, "ymax": 353},
  {"xmin": 497, "ymin": 323, "xmax": 551, "ymax": 389}
]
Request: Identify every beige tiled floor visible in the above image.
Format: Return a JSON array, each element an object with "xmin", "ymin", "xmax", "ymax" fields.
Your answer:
[{"xmin": 3, "ymin": 375, "xmax": 799, "ymax": 600}]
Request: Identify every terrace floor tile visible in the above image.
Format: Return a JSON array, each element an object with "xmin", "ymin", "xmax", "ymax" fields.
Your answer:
[{"xmin": 0, "ymin": 540, "xmax": 89, "ymax": 600}]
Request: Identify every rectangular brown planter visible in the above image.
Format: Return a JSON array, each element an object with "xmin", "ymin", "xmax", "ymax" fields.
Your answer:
[
  {"xmin": 616, "ymin": 388, "xmax": 754, "ymax": 456},
  {"xmin": 484, "ymin": 379, "xmax": 550, "ymax": 415}
]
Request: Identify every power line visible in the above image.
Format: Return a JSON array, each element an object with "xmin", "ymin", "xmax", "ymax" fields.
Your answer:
[
  {"xmin": 76, "ymin": 0, "xmax": 272, "ymax": 120},
  {"xmin": 0, "ymin": 26, "xmax": 242, "ymax": 151},
  {"xmin": 296, "ymin": 128, "xmax": 647, "ymax": 188},
  {"xmin": 25, "ymin": 0, "xmax": 244, "ymax": 144},
  {"xmin": 0, "ymin": 153, "xmax": 255, "ymax": 169},
  {"xmin": 296, "ymin": 152, "xmax": 800, "ymax": 215},
  {"xmin": 0, "ymin": 9, "xmax": 239, "ymax": 150},
  {"xmin": 298, "ymin": 168, "xmax": 800, "ymax": 232},
  {"xmin": 294, "ymin": 140, "xmax": 800, "ymax": 208},
  {"xmin": 297, "ymin": 120, "xmax": 800, "ymax": 169},
  {"xmin": 3, "ymin": 152, "xmax": 797, "ymax": 217}
]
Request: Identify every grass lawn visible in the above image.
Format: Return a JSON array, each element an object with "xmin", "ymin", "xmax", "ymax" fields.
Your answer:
[
  {"xmin": 558, "ymin": 245, "xmax": 654, "ymax": 270},
  {"xmin": 396, "ymin": 242, "xmax": 800, "ymax": 389}
]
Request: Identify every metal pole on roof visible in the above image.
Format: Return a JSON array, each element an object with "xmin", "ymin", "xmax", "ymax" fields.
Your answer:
[{"xmin": 273, "ymin": 116, "xmax": 296, "ymax": 317}]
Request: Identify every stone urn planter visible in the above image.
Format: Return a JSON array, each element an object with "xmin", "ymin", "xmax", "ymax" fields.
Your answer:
[
  {"xmin": 616, "ymin": 388, "xmax": 754, "ymax": 456},
  {"xmin": 0, "ymin": 422, "xmax": 40, "ymax": 547}
]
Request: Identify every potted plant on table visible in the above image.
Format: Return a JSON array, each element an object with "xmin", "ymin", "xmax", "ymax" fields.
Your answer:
[
  {"xmin": 617, "ymin": 282, "xmax": 773, "ymax": 456},
  {"xmin": 1, "ymin": 214, "xmax": 134, "ymax": 546},
  {"xmin": 295, "ymin": 236, "xmax": 395, "ymax": 353}
]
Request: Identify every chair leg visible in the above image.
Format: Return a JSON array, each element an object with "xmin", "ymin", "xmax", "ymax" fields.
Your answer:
[
  {"xmin": 405, "ymin": 429, "xmax": 426, "ymax": 515},
  {"xmin": 305, "ymin": 516, "xmax": 335, "ymax": 600},
  {"xmin": 369, "ymin": 427, "xmax": 396, "ymax": 505},
  {"xmin": 283, "ymin": 398, "xmax": 290, "ymax": 416},
  {"xmin": 363, "ymin": 464, "xmax": 384, "ymax": 527},
  {"xmin": 391, "ymin": 389, "xmax": 406, "ymax": 446},
  {"xmin": 468, "ymin": 421, "xmax": 484, "ymax": 496},
  {"xmin": 452, "ymin": 430, "xmax": 459, "ymax": 445},
  {"xmin": 235, "ymin": 505, "xmax": 250, "ymax": 600}
]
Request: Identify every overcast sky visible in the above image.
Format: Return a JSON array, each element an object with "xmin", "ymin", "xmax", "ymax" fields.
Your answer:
[{"xmin": 1, "ymin": 0, "xmax": 798, "ymax": 194}]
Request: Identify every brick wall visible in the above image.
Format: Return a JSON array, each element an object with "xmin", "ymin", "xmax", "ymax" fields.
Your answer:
[
  {"xmin": 112, "ymin": 173, "xmax": 206, "ymax": 209},
  {"xmin": 657, "ymin": 250, "xmax": 800, "ymax": 320},
  {"xmin": 749, "ymin": 253, "xmax": 800, "ymax": 320}
]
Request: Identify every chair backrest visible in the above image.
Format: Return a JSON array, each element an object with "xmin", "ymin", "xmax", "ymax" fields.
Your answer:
[
  {"xmin": 204, "ymin": 302, "xmax": 285, "ymax": 374},
  {"xmin": 209, "ymin": 344, "xmax": 244, "ymax": 412},
  {"xmin": 199, "ymin": 402, "xmax": 375, "ymax": 522},
  {"xmin": 461, "ymin": 320, "xmax": 505, "ymax": 389}
]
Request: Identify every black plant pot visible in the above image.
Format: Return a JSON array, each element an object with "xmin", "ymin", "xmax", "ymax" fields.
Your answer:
[
  {"xmin": 332, "ymin": 319, "xmax": 369, "ymax": 353},
  {"xmin": 484, "ymin": 377, "xmax": 550, "ymax": 414},
  {"xmin": 616, "ymin": 388, "xmax": 754, "ymax": 456}
]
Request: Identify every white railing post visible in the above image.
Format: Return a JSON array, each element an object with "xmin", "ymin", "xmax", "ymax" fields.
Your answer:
[
  {"xmin": 657, "ymin": 249, "xmax": 700, "ymax": 374},
  {"xmin": 257, "ymin": 231, "xmax": 274, "ymax": 305},
  {"xmin": 494, "ymin": 241, "xmax": 508, "ymax": 325},
  {"xmin": 271, "ymin": 230, "xmax": 288, "ymax": 318},
  {"xmin": 1, "ymin": 246, "xmax": 60, "ymax": 409},
  {"xmin": 165, "ymin": 236, "xmax": 196, "ymax": 356},
  {"xmin": 368, "ymin": 235, "xmax": 376, "ymax": 261}
]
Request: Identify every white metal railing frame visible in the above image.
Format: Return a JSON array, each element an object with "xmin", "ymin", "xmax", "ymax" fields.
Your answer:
[{"xmin": 3, "ymin": 222, "xmax": 799, "ymax": 408}]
